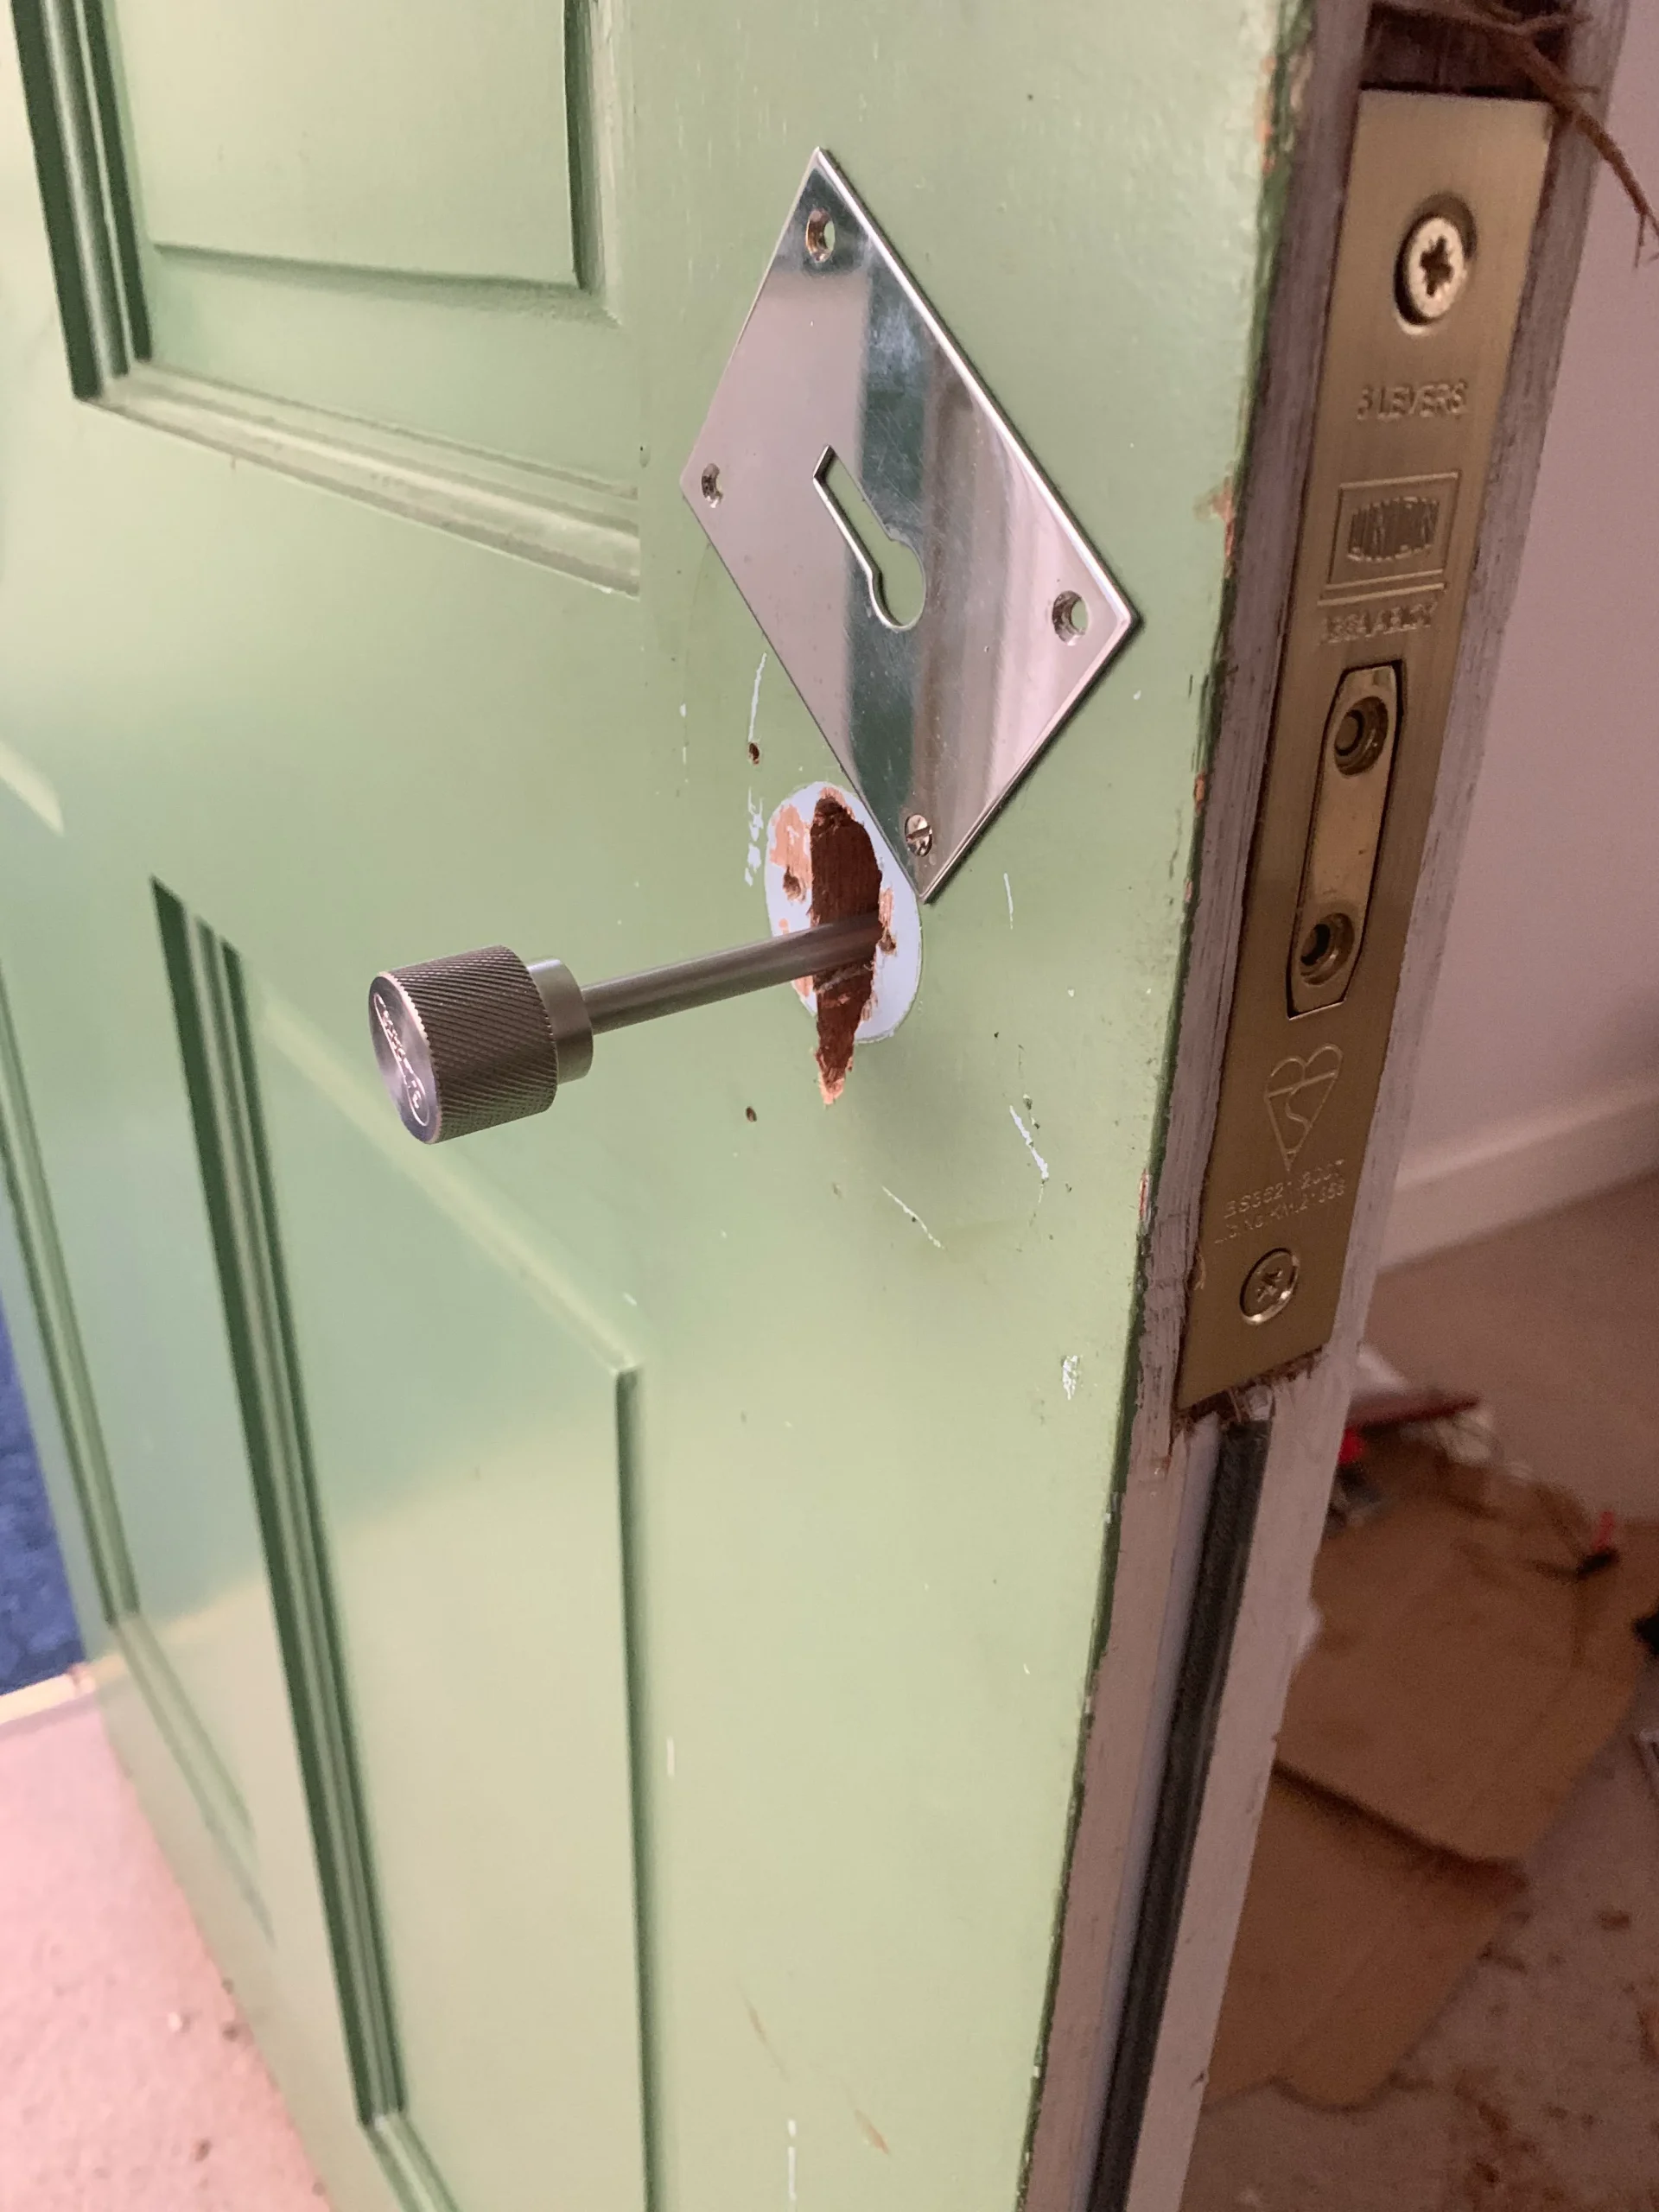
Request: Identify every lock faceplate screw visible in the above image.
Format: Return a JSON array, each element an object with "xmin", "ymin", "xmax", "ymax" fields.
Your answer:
[
  {"xmin": 1240, "ymin": 1247, "xmax": 1299, "ymax": 1324},
  {"xmin": 1397, "ymin": 213, "xmax": 1469, "ymax": 323},
  {"xmin": 904, "ymin": 811, "xmax": 933, "ymax": 858}
]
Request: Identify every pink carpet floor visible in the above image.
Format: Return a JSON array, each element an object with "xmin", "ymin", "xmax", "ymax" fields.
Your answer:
[{"xmin": 0, "ymin": 1681, "xmax": 328, "ymax": 2209}]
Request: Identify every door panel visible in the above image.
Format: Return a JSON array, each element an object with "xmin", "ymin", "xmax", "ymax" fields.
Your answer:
[
  {"xmin": 257, "ymin": 981, "xmax": 648, "ymax": 2212},
  {"xmin": 0, "ymin": 5, "xmax": 1306, "ymax": 2212},
  {"xmin": 86, "ymin": 0, "xmax": 635, "ymax": 480},
  {"xmin": 0, "ymin": 842, "xmax": 282, "ymax": 1916},
  {"xmin": 115, "ymin": 0, "xmax": 581, "ymax": 283}
]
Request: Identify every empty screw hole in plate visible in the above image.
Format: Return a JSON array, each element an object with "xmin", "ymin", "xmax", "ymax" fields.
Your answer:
[
  {"xmin": 1332, "ymin": 695, "xmax": 1390, "ymax": 775},
  {"xmin": 1298, "ymin": 911, "xmax": 1356, "ymax": 984},
  {"xmin": 700, "ymin": 463, "xmax": 722, "ymax": 505},
  {"xmin": 804, "ymin": 208, "xmax": 836, "ymax": 262},
  {"xmin": 1052, "ymin": 590, "xmax": 1090, "ymax": 639}
]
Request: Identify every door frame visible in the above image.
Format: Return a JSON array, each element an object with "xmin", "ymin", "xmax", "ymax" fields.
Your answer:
[{"xmin": 1025, "ymin": 3, "xmax": 1628, "ymax": 2208}]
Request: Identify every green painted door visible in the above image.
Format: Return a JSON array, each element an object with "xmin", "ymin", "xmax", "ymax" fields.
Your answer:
[{"xmin": 0, "ymin": 3, "xmax": 1303, "ymax": 2209}]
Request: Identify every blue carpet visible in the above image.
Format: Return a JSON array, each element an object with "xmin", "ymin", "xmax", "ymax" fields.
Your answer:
[{"xmin": 0, "ymin": 1297, "xmax": 83, "ymax": 1694}]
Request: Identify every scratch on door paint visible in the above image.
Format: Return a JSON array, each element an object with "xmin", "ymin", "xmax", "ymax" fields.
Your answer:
[
  {"xmin": 1009, "ymin": 1105, "xmax": 1050, "ymax": 1185},
  {"xmin": 747, "ymin": 650, "xmax": 768, "ymax": 739},
  {"xmin": 1062, "ymin": 1355, "xmax": 1080, "ymax": 1400},
  {"xmin": 745, "ymin": 789, "xmax": 766, "ymax": 884},
  {"xmin": 851, "ymin": 2106, "xmax": 889, "ymax": 2155},
  {"xmin": 1003, "ymin": 872, "xmax": 1014, "ymax": 927},
  {"xmin": 786, "ymin": 2118, "xmax": 798, "ymax": 2204},
  {"xmin": 882, "ymin": 1185, "xmax": 942, "ymax": 1249}
]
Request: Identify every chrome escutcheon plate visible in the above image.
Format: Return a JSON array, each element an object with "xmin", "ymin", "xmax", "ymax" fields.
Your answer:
[{"xmin": 682, "ymin": 151, "xmax": 1135, "ymax": 899}]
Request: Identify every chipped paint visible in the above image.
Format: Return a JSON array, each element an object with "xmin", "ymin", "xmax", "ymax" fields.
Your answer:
[
  {"xmin": 746, "ymin": 650, "xmax": 768, "ymax": 758},
  {"xmin": 1009, "ymin": 1105, "xmax": 1050, "ymax": 1185},
  {"xmin": 1197, "ymin": 474, "xmax": 1236, "ymax": 567},
  {"xmin": 769, "ymin": 798, "xmax": 813, "ymax": 918},
  {"xmin": 1062, "ymin": 1355, "xmax": 1080, "ymax": 1401},
  {"xmin": 745, "ymin": 1997, "xmax": 789, "ymax": 2079},
  {"xmin": 853, "ymin": 2107, "xmax": 890, "ymax": 2155},
  {"xmin": 745, "ymin": 788, "xmax": 766, "ymax": 885},
  {"xmin": 882, "ymin": 1185, "xmax": 942, "ymax": 1249}
]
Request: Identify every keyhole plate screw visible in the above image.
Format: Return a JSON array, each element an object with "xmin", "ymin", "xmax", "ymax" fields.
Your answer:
[
  {"xmin": 1240, "ymin": 1247, "xmax": 1300, "ymax": 1324},
  {"xmin": 904, "ymin": 811, "xmax": 933, "ymax": 857},
  {"xmin": 1397, "ymin": 213, "xmax": 1469, "ymax": 324}
]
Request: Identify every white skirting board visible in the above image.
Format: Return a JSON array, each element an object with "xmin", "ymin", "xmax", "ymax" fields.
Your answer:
[{"xmin": 1382, "ymin": 1069, "xmax": 1659, "ymax": 1268}]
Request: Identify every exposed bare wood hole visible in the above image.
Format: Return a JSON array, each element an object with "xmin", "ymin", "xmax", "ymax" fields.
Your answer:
[
  {"xmin": 808, "ymin": 791, "xmax": 882, "ymax": 1102},
  {"xmin": 1370, "ymin": 1, "xmax": 1657, "ymax": 257}
]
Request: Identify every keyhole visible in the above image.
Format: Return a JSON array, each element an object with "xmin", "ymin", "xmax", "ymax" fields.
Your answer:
[{"xmin": 815, "ymin": 450, "xmax": 926, "ymax": 629}]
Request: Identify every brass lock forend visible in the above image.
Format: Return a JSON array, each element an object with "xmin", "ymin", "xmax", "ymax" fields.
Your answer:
[{"xmin": 1177, "ymin": 92, "xmax": 1552, "ymax": 1407}]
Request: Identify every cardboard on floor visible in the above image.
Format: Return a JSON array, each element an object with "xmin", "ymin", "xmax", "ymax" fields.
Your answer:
[{"xmin": 1206, "ymin": 1436, "xmax": 1659, "ymax": 2108}]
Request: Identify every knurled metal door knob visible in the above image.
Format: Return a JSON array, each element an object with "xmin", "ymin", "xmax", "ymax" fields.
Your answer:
[
  {"xmin": 369, "ymin": 944, "xmax": 588, "ymax": 1143},
  {"xmin": 369, "ymin": 912, "xmax": 880, "ymax": 1143}
]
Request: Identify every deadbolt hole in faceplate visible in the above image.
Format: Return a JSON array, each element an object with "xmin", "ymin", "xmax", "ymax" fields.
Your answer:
[
  {"xmin": 1285, "ymin": 662, "xmax": 1402, "ymax": 1018},
  {"xmin": 1333, "ymin": 694, "xmax": 1389, "ymax": 776},
  {"xmin": 1296, "ymin": 909, "xmax": 1357, "ymax": 987}
]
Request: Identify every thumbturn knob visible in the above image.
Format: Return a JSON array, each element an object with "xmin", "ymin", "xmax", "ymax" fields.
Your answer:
[
  {"xmin": 369, "ymin": 944, "xmax": 594, "ymax": 1145},
  {"xmin": 369, "ymin": 911, "xmax": 880, "ymax": 1144}
]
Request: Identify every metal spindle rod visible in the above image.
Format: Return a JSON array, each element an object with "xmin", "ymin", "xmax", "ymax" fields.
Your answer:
[
  {"xmin": 370, "ymin": 912, "xmax": 885, "ymax": 1145},
  {"xmin": 550, "ymin": 911, "xmax": 882, "ymax": 1035}
]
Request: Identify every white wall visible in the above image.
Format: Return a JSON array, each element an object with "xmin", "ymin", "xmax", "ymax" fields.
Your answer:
[{"xmin": 1383, "ymin": 8, "xmax": 1659, "ymax": 1268}]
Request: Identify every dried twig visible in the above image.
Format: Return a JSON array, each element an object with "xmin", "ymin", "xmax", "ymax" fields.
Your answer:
[{"xmin": 1383, "ymin": 0, "xmax": 1658, "ymax": 261}]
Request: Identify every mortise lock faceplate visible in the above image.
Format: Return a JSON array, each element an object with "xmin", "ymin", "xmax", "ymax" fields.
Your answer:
[{"xmin": 1178, "ymin": 92, "xmax": 1552, "ymax": 1407}]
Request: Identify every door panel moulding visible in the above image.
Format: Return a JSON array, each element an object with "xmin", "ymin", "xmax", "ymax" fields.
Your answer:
[
  {"xmin": 0, "ymin": 955, "xmax": 264, "ymax": 1917},
  {"xmin": 152, "ymin": 889, "xmax": 414, "ymax": 2171},
  {"xmin": 10, "ymin": 0, "xmax": 640, "ymax": 588}
]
